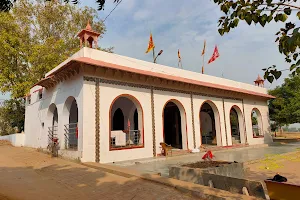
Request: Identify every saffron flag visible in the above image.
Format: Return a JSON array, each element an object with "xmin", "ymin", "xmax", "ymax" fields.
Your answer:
[
  {"xmin": 178, "ymin": 49, "xmax": 181, "ymax": 61},
  {"xmin": 208, "ymin": 45, "xmax": 219, "ymax": 64},
  {"xmin": 201, "ymin": 40, "xmax": 206, "ymax": 56},
  {"xmin": 145, "ymin": 33, "xmax": 155, "ymax": 53}
]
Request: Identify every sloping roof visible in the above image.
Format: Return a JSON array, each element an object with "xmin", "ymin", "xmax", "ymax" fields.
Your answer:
[{"xmin": 35, "ymin": 47, "xmax": 275, "ymax": 99}]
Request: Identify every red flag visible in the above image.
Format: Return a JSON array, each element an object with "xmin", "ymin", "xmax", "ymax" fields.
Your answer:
[{"xmin": 208, "ymin": 46, "xmax": 219, "ymax": 64}]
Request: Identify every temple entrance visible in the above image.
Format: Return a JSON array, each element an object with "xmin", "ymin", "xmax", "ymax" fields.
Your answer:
[
  {"xmin": 230, "ymin": 107, "xmax": 241, "ymax": 144},
  {"xmin": 163, "ymin": 102, "xmax": 182, "ymax": 149},
  {"xmin": 200, "ymin": 103, "xmax": 217, "ymax": 145},
  {"xmin": 110, "ymin": 96, "xmax": 144, "ymax": 149},
  {"xmin": 63, "ymin": 97, "xmax": 79, "ymax": 150}
]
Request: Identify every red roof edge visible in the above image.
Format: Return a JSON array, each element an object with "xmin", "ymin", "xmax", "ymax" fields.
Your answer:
[{"xmin": 73, "ymin": 57, "xmax": 275, "ymax": 99}]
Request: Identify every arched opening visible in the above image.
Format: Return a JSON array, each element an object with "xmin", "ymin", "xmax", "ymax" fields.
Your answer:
[
  {"xmin": 110, "ymin": 95, "xmax": 144, "ymax": 150},
  {"xmin": 252, "ymin": 108, "xmax": 263, "ymax": 137},
  {"xmin": 53, "ymin": 107, "xmax": 58, "ymax": 127},
  {"xmin": 163, "ymin": 101, "xmax": 187, "ymax": 149},
  {"xmin": 113, "ymin": 108, "xmax": 124, "ymax": 130},
  {"xmin": 134, "ymin": 109, "xmax": 138, "ymax": 130},
  {"xmin": 47, "ymin": 103, "xmax": 58, "ymax": 146},
  {"xmin": 230, "ymin": 106, "xmax": 244, "ymax": 144},
  {"xmin": 63, "ymin": 97, "xmax": 78, "ymax": 150},
  {"xmin": 200, "ymin": 102, "xmax": 217, "ymax": 145}
]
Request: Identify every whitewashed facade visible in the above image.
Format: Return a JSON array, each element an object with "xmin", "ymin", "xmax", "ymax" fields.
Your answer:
[{"xmin": 24, "ymin": 46, "xmax": 274, "ymax": 163}]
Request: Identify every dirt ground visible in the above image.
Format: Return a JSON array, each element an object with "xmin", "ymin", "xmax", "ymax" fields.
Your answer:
[
  {"xmin": 0, "ymin": 143, "xmax": 198, "ymax": 200},
  {"xmin": 246, "ymin": 151, "xmax": 300, "ymax": 185}
]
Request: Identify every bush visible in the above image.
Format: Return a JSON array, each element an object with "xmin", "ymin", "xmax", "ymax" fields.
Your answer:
[{"xmin": 0, "ymin": 99, "xmax": 25, "ymax": 136}]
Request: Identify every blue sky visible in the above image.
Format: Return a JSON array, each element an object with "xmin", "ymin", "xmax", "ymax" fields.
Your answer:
[{"xmin": 0, "ymin": 0, "xmax": 296, "ymax": 100}]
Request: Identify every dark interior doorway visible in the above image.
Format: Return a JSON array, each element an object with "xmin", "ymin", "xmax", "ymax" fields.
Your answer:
[
  {"xmin": 230, "ymin": 108, "xmax": 241, "ymax": 143},
  {"xmin": 163, "ymin": 102, "xmax": 182, "ymax": 149},
  {"xmin": 134, "ymin": 109, "xmax": 138, "ymax": 130},
  {"xmin": 200, "ymin": 103, "xmax": 217, "ymax": 145},
  {"xmin": 113, "ymin": 108, "xmax": 124, "ymax": 130}
]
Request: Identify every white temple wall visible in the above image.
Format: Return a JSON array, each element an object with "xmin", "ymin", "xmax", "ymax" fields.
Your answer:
[
  {"xmin": 153, "ymin": 90, "xmax": 192, "ymax": 154},
  {"xmin": 98, "ymin": 82, "xmax": 152, "ymax": 163},
  {"xmin": 24, "ymin": 73, "xmax": 83, "ymax": 153},
  {"xmin": 243, "ymin": 99, "xmax": 271, "ymax": 145},
  {"xmin": 192, "ymin": 96, "xmax": 227, "ymax": 147}
]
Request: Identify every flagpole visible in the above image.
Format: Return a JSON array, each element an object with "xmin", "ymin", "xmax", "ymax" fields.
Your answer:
[
  {"xmin": 202, "ymin": 53, "xmax": 205, "ymax": 74},
  {"xmin": 153, "ymin": 47, "xmax": 156, "ymax": 63}
]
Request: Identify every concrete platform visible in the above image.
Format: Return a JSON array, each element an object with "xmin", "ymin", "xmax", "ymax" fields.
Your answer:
[{"xmin": 83, "ymin": 162, "xmax": 256, "ymax": 200}]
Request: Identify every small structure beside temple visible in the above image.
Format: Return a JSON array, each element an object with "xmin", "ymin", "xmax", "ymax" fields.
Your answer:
[{"xmin": 24, "ymin": 23, "xmax": 274, "ymax": 163}]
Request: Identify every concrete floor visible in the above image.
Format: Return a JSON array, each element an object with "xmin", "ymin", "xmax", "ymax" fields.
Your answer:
[{"xmin": 112, "ymin": 142, "xmax": 300, "ymax": 177}]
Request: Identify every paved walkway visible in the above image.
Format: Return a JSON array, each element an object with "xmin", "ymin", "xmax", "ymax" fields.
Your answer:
[
  {"xmin": 113, "ymin": 142, "xmax": 300, "ymax": 177},
  {"xmin": 0, "ymin": 143, "xmax": 198, "ymax": 200}
]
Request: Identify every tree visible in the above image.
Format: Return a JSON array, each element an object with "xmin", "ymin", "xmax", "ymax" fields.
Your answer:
[
  {"xmin": 252, "ymin": 116, "xmax": 258, "ymax": 125},
  {"xmin": 0, "ymin": 0, "xmax": 120, "ymax": 12},
  {"xmin": 0, "ymin": 0, "xmax": 111, "ymax": 98},
  {"xmin": 0, "ymin": 99, "xmax": 25, "ymax": 136},
  {"xmin": 268, "ymin": 74, "xmax": 300, "ymax": 129},
  {"xmin": 214, "ymin": 0, "xmax": 300, "ymax": 82}
]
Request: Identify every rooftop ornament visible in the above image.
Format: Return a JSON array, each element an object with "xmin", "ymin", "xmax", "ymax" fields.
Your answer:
[
  {"xmin": 77, "ymin": 20, "xmax": 101, "ymax": 49},
  {"xmin": 254, "ymin": 75, "xmax": 265, "ymax": 87}
]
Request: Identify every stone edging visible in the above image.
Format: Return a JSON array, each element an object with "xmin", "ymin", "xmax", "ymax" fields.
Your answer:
[{"xmin": 82, "ymin": 162, "xmax": 256, "ymax": 200}]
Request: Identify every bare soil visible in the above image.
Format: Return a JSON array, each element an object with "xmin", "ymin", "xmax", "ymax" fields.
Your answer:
[
  {"xmin": 183, "ymin": 161, "xmax": 231, "ymax": 169},
  {"xmin": 246, "ymin": 151, "xmax": 300, "ymax": 185},
  {"xmin": 0, "ymin": 144, "xmax": 198, "ymax": 200}
]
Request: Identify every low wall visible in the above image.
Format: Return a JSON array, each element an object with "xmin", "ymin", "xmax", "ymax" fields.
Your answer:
[
  {"xmin": 169, "ymin": 164, "xmax": 266, "ymax": 199},
  {"xmin": 0, "ymin": 133, "xmax": 25, "ymax": 147}
]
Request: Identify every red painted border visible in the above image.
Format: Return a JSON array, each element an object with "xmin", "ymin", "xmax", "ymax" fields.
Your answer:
[
  {"xmin": 162, "ymin": 99, "xmax": 189, "ymax": 151},
  {"xmin": 251, "ymin": 108, "xmax": 264, "ymax": 138},
  {"xmin": 109, "ymin": 94, "xmax": 145, "ymax": 151},
  {"xmin": 35, "ymin": 57, "xmax": 275, "ymax": 99},
  {"xmin": 229, "ymin": 105, "xmax": 244, "ymax": 144},
  {"xmin": 33, "ymin": 88, "xmax": 43, "ymax": 93},
  {"xmin": 199, "ymin": 100, "xmax": 222, "ymax": 146}
]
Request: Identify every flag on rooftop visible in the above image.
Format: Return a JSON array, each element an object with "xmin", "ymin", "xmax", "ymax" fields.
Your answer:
[
  {"xmin": 202, "ymin": 40, "xmax": 206, "ymax": 56},
  {"xmin": 208, "ymin": 45, "xmax": 219, "ymax": 64},
  {"xmin": 145, "ymin": 32, "xmax": 155, "ymax": 54}
]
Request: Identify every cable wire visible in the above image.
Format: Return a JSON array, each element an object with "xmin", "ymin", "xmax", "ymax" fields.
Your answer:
[{"xmin": 103, "ymin": 0, "xmax": 123, "ymax": 22}]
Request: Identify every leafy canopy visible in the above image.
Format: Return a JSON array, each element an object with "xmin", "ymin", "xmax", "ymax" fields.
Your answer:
[
  {"xmin": 213, "ymin": 0, "xmax": 300, "ymax": 83},
  {"xmin": 0, "ymin": 0, "xmax": 111, "ymax": 98},
  {"xmin": 0, "ymin": 99, "xmax": 25, "ymax": 136},
  {"xmin": 268, "ymin": 74, "xmax": 300, "ymax": 127},
  {"xmin": 0, "ymin": 0, "xmax": 120, "ymax": 12}
]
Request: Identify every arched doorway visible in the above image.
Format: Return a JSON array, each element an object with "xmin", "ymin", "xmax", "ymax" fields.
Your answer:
[
  {"xmin": 63, "ymin": 97, "xmax": 78, "ymax": 150},
  {"xmin": 200, "ymin": 102, "xmax": 217, "ymax": 145},
  {"xmin": 53, "ymin": 107, "xmax": 58, "ymax": 127},
  {"xmin": 47, "ymin": 103, "xmax": 58, "ymax": 146},
  {"xmin": 110, "ymin": 95, "xmax": 144, "ymax": 149},
  {"xmin": 230, "ymin": 106, "xmax": 244, "ymax": 144},
  {"xmin": 252, "ymin": 108, "xmax": 263, "ymax": 137},
  {"xmin": 163, "ymin": 101, "xmax": 187, "ymax": 149}
]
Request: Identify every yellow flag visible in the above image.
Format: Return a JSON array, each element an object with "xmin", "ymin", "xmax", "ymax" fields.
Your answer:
[
  {"xmin": 201, "ymin": 40, "xmax": 206, "ymax": 56},
  {"xmin": 178, "ymin": 49, "xmax": 181, "ymax": 61},
  {"xmin": 145, "ymin": 33, "xmax": 155, "ymax": 53}
]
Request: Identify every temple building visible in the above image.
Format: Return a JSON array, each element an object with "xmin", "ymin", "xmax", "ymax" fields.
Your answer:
[{"xmin": 24, "ymin": 23, "xmax": 274, "ymax": 163}]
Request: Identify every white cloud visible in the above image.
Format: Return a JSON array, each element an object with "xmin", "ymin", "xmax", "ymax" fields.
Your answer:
[{"xmin": 83, "ymin": 0, "xmax": 297, "ymax": 89}]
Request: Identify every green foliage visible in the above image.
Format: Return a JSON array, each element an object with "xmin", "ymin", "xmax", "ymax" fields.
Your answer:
[
  {"xmin": 252, "ymin": 116, "xmax": 258, "ymax": 125},
  {"xmin": 0, "ymin": 0, "xmax": 120, "ymax": 12},
  {"xmin": 0, "ymin": 98, "xmax": 25, "ymax": 136},
  {"xmin": 0, "ymin": 0, "xmax": 111, "ymax": 98},
  {"xmin": 214, "ymin": 0, "xmax": 300, "ymax": 82},
  {"xmin": 268, "ymin": 74, "xmax": 300, "ymax": 127}
]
